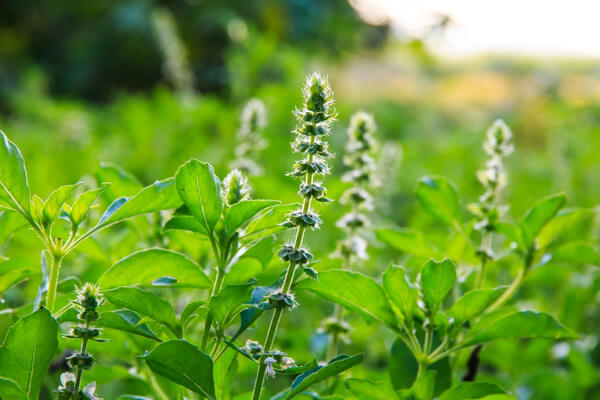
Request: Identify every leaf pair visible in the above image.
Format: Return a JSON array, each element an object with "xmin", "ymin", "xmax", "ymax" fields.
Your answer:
[{"xmin": 168, "ymin": 159, "xmax": 288, "ymax": 259}]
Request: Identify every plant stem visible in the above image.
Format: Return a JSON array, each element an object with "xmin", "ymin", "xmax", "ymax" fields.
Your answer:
[
  {"xmin": 73, "ymin": 320, "xmax": 90, "ymax": 394},
  {"xmin": 201, "ymin": 266, "xmax": 226, "ymax": 351},
  {"xmin": 475, "ymin": 233, "xmax": 493, "ymax": 288},
  {"xmin": 487, "ymin": 266, "xmax": 525, "ymax": 312},
  {"xmin": 46, "ymin": 253, "xmax": 64, "ymax": 313},
  {"xmin": 423, "ymin": 327, "xmax": 433, "ymax": 355},
  {"xmin": 326, "ymin": 304, "xmax": 344, "ymax": 360}
]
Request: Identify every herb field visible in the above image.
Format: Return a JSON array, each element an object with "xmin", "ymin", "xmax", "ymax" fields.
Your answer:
[{"xmin": 1, "ymin": 3, "xmax": 600, "ymax": 400}]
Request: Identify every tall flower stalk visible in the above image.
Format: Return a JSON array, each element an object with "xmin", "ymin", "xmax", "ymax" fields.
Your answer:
[
  {"xmin": 57, "ymin": 283, "xmax": 104, "ymax": 400},
  {"xmin": 230, "ymin": 98, "xmax": 267, "ymax": 176},
  {"xmin": 251, "ymin": 72, "xmax": 336, "ymax": 400},
  {"xmin": 469, "ymin": 119, "xmax": 513, "ymax": 288},
  {"xmin": 324, "ymin": 111, "xmax": 377, "ymax": 360}
]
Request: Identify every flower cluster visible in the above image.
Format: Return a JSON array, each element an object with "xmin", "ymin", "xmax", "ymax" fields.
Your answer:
[
  {"xmin": 244, "ymin": 340, "xmax": 296, "ymax": 379},
  {"xmin": 279, "ymin": 72, "xmax": 336, "ymax": 278},
  {"xmin": 230, "ymin": 98, "xmax": 267, "ymax": 175},
  {"xmin": 334, "ymin": 112, "xmax": 378, "ymax": 261},
  {"xmin": 319, "ymin": 317, "xmax": 351, "ymax": 339},
  {"xmin": 266, "ymin": 289, "xmax": 298, "ymax": 309},
  {"xmin": 222, "ymin": 169, "xmax": 251, "ymax": 206},
  {"xmin": 251, "ymin": 73, "xmax": 336, "ymax": 399},
  {"xmin": 58, "ymin": 283, "xmax": 105, "ymax": 400},
  {"xmin": 151, "ymin": 9, "xmax": 195, "ymax": 99},
  {"xmin": 469, "ymin": 119, "xmax": 513, "ymax": 234}
]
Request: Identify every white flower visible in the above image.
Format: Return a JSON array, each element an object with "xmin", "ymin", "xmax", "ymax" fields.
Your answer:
[{"xmin": 264, "ymin": 356, "xmax": 277, "ymax": 378}]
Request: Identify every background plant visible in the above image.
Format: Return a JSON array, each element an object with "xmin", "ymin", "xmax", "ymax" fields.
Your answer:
[
  {"xmin": 324, "ymin": 111, "xmax": 378, "ymax": 360},
  {"xmin": 230, "ymin": 98, "xmax": 268, "ymax": 176}
]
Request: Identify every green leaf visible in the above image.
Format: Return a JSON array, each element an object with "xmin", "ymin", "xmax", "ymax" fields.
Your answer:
[
  {"xmin": 144, "ymin": 339, "xmax": 215, "ymax": 399},
  {"xmin": 383, "ymin": 265, "xmax": 419, "ymax": 322},
  {"xmin": 208, "ymin": 280, "xmax": 255, "ymax": 329},
  {"xmin": 0, "ymin": 377, "xmax": 28, "ymax": 400},
  {"xmin": 275, "ymin": 359, "xmax": 319, "ymax": 376},
  {"xmin": 296, "ymin": 270, "xmax": 398, "ymax": 330},
  {"xmin": 376, "ymin": 227, "xmax": 434, "ymax": 257},
  {"xmin": 420, "ymin": 259, "xmax": 456, "ymax": 314},
  {"xmin": 284, "ymin": 354, "xmax": 364, "ymax": 399},
  {"xmin": 98, "ymin": 310, "xmax": 160, "ymax": 341},
  {"xmin": 175, "ymin": 160, "xmax": 223, "ymax": 232},
  {"xmin": 0, "ymin": 308, "xmax": 58, "ymax": 399},
  {"xmin": 163, "ymin": 215, "xmax": 208, "ymax": 235},
  {"xmin": 240, "ymin": 203, "xmax": 298, "ymax": 245},
  {"xmin": 416, "ymin": 176, "xmax": 461, "ymax": 227},
  {"xmin": 213, "ymin": 345, "xmax": 237, "ymax": 400},
  {"xmin": 0, "ymin": 210, "xmax": 28, "ymax": 244},
  {"xmin": 449, "ymin": 287, "xmax": 506, "ymax": 327},
  {"xmin": 462, "ymin": 310, "xmax": 578, "ymax": 347},
  {"xmin": 180, "ymin": 300, "xmax": 205, "ymax": 326},
  {"xmin": 225, "ymin": 199, "xmax": 280, "ymax": 234},
  {"xmin": 519, "ymin": 193, "xmax": 566, "ymax": 248},
  {"xmin": 493, "ymin": 222, "xmax": 524, "ymax": 248},
  {"xmin": 104, "ymin": 287, "xmax": 180, "ymax": 337},
  {"xmin": 543, "ymin": 242, "xmax": 600, "ymax": 266},
  {"xmin": 438, "ymin": 382, "xmax": 506, "ymax": 400},
  {"xmin": 96, "ymin": 162, "xmax": 143, "ymax": 202},
  {"xmin": 389, "ymin": 337, "xmax": 419, "ymax": 390},
  {"xmin": 233, "ymin": 284, "xmax": 277, "ymax": 341},
  {"xmin": 537, "ymin": 208, "xmax": 592, "ymax": 249},
  {"xmin": 117, "ymin": 396, "xmax": 152, "ymax": 400},
  {"xmin": 43, "ymin": 183, "xmax": 79, "ymax": 224},
  {"xmin": 0, "ymin": 131, "xmax": 31, "ymax": 215},
  {"xmin": 0, "ymin": 268, "xmax": 32, "ymax": 293},
  {"xmin": 97, "ymin": 178, "xmax": 182, "ymax": 229},
  {"xmin": 70, "ymin": 186, "xmax": 106, "ymax": 225},
  {"xmin": 345, "ymin": 378, "xmax": 399, "ymax": 400},
  {"xmin": 99, "ymin": 248, "xmax": 211, "ymax": 289}
]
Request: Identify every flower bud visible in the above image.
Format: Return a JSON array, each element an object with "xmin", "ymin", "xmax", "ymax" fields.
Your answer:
[
  {"xmin": 267, "ymin": 290, "xmax": 298, "ymax": 309},
  {"xmin": 76, "ymin": 283, "xmax": 103, "ymax": 310},
  {"xmin": 484, "ymin": 119, "xmax": 513, "ymax": 157},
  {"xmin": 245, "ymin": 339, "xmax": 264, "ymax": 359},
  {"xmin": 222, "ymin": 169, "xmax": 251, "ymax": 206},
  {"xmin": 67, "ymin": 352, "xmax": 94, "ymax": 370},
  {"xmin": 278, "ymin": 245, "xmax": 313, "ymax": 264},
  {"xmin": 471, "ymin": 119, "xmax": 514, "ymax": 233},
  {"xmin": 336, "ymin": 212, "xmax": 370, "ymax": 230},
  {"xmin": 231, "ymin": 98, "xmax": 267, "ymax": 176},
  {"xmin": 281, "ymin": 210, "xmax": 322, "ymax": 230}
]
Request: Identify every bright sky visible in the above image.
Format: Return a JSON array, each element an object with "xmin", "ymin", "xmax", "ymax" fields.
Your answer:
[{"xmin": 350, "ymin": 0, "xmax": 600, "ymax": 58}]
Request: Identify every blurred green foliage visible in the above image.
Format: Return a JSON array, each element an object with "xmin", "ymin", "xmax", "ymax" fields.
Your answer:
[{"xmin": 0, "ymin": 0, "xmax": 386, "ymax": 101}]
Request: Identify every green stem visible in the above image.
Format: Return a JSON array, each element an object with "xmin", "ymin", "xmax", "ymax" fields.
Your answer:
[
  {"xmin": 488, "ymin": 266, "xmax": 525, "ymax": 312},
  {"xmin": 46, "ymin": 253, "xmax": 64, "ymax": 313},
  {"xmin": 326, "ymin": 304, "xmax": 344, "ymax": 360},
  {"xmin": 476, "ymin": 233, "xmax": 493, "ymax": 289},
  {"xmin": 423, "ymin": 328, "xmax": 433, "ymax": 355},
  {"xmin": 201, "ymin": 266, "xmax": 226, "ymax": 351},
  {"xmin": 73, "ymin": 320, "xmax": 90, "ymax": 395}
]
